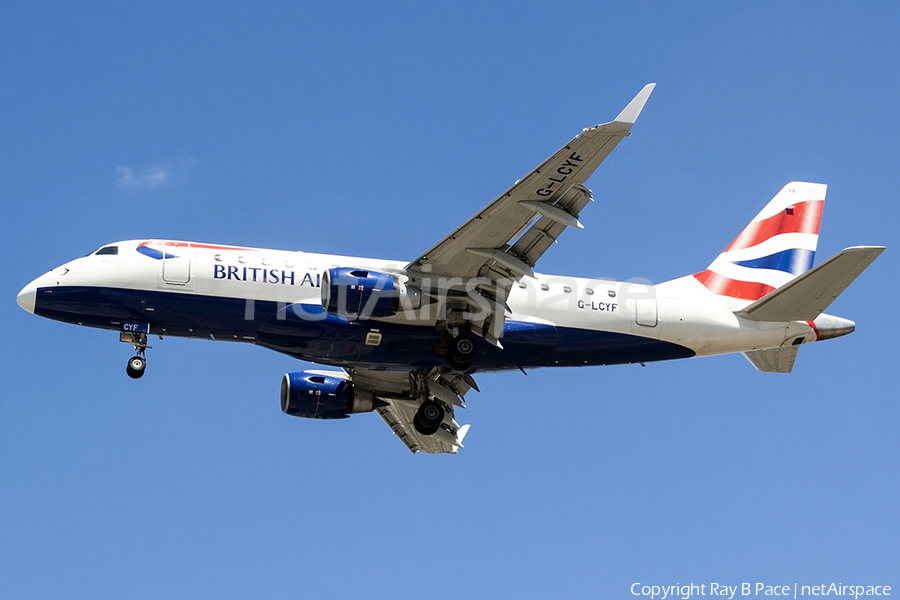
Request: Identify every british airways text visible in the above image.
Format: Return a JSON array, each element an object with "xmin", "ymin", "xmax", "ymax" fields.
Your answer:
[{"xmin": 213, "ymin": 265, "xmax": 320, "ymax": 286}]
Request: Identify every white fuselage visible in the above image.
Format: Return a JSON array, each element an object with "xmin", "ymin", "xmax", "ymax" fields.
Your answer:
[{"xmin": 18, "ymin": 239, "xmax": 832, "ymax": 373}]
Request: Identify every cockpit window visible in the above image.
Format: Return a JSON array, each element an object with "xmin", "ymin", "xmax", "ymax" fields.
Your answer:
[{"xmin": 94, "ymin": 246, "xmax": 118, "ymax": 256}]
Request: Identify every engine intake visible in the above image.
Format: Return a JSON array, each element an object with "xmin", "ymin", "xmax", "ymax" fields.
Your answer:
[
  {"xmin": 280, "ymin": 371, "xmax": 377, "ymax": 419},
  {"xmin": 321, "ymin": 267, "xmax": 420, "ymax": 319}
]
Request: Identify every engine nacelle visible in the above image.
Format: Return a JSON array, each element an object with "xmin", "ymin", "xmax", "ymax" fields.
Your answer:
[
  {"xmin": 321, "ymin": 267, "xmax": 420, "ymax": 319},
  {"xmin": 280, "ymin": 371, "xmax": 377, "ymax": 419}
]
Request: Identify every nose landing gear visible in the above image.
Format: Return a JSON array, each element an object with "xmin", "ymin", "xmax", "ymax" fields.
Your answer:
[
  {"xmin": 126, "ymin": 355, "xmax": 146, "ymax": 379},
  {"xmin": 122, "ymin": 331, "xmax": 150, "ymax": 379}
]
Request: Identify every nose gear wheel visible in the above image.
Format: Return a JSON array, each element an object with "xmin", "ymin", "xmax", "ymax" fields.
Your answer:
[
  {"xmin": 126, "ymin": 355, "xmax": 146, "ymax": 379},
  {"xmin": 123, "ymin": 332, "xmax": 150, "ymax": 379}
]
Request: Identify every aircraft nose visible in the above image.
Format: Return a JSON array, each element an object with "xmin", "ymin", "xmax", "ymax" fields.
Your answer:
[{"xmin": 16, "ymin": 280, "xmax": 37, "ymax": 313}]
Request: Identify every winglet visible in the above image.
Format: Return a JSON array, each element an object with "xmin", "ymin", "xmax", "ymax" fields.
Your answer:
[{"xmin": 614, "ymin": 83, "xmax": 656, "ymax": 125}]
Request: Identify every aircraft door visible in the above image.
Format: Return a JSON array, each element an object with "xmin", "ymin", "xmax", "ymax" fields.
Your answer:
[
  {"xmin": 624, "ymin": 282, "xmax": 659, "ymax": 330},
  {"xmin": 161, "ymin": 242, "xmax": 191, "ymax": 284}
]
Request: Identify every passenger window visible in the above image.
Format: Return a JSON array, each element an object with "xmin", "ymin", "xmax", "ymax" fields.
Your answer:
[
  {"xmin": 563, "ymin": 286, "xmax": 571, "ymax": 293},
  {"xmin": 586, "ymin": 288, "xmax": 594, "ymax": 296},
  {"xmin": 540, "ymin": 284, "xmax": 549, "ymax": 291},
  {"xmin": 518, "ymin": 282, "xmax": 527, "ymax": 289},
  {"xmin": 95, "ymin": 246, "xmax": 118, "ymax": 256}
]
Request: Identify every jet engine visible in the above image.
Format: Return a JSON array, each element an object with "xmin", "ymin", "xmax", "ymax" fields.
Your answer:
[
  {"xmin": 280, "ymin": 370, "xmax": 378, "ymax": 419},
  {"xmin": 321, "ymin": 267, "xmax": 420, "ymax": 319}
]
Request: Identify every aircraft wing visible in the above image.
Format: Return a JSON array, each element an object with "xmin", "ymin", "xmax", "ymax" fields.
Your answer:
[
  {"xmin": 406, "ymin": 84, "xmax": 654, "ymax": 280},
  {"xmin": 346, "ymin": 367, "xmax": 476, "ymax": 454},
  {"xmin": 405, "ymin": 84, "xmax": 654, "ymax": 343}
]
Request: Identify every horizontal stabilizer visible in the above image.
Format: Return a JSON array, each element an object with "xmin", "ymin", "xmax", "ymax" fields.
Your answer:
[
  {"xmin": 737, "ymin": 246, "xmax": 885, "ymax": 322},
  {"xmin": 743, "ymin": 346, "xmax": 799, "ymax": 373}
]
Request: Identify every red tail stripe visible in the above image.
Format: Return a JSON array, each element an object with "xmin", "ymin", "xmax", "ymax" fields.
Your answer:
[
  {"xmin": 694, "ymin": 270, "xmax": 776, "ymax": 301},
  {"xmin": 724, "ymin": 200, "xmax": 823, "ymax": 252},
  {"xmin": 807, "ymin": 320, "xmax": 820, "ymax": 341}
]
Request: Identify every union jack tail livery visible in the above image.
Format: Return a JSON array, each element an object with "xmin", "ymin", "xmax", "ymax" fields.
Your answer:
[{"xmin": 695, "ymin": 182, "xmax": 825, "ymax": 302}]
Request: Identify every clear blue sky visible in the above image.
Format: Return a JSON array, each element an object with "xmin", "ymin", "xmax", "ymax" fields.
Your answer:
[{"xmin": 2, "ymin": 2, "xmax": 897, "ymax": 598}]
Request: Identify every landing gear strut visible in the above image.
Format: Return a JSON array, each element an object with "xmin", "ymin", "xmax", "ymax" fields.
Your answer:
[
  {"xmin": 413, "ymin": 400, "xmax": 445, "ymax": 436},
  {"xmin": 123, "ymin": 332, "xmax": 150, "ymax": 379}
]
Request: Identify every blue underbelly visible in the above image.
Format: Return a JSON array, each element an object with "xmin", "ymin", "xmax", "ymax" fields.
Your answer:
[{"xmin": 33, "ymin": 286, "xmax": 694, "ymax": 371}]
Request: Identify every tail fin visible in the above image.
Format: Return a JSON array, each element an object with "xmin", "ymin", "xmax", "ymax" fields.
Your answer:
[{"xmin": 694, "ymin": 182, "xmax": 826, "ymax": 301}]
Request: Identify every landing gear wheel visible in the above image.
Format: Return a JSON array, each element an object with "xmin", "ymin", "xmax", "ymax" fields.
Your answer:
[
  {"xmin": 446, "ymin": 354, "xmax": 471, "ymax": 372},
  {"xmin": 447, "ymin": 334, "xmax": 477, "ymax": 371},
  {"xmin": 126, "ymin": 355, "xmax": 146, "ymax": 379},
  {"xmin": 451, "ymin": 335, "xmax": 477, "ymax": 361},
  {"xmin": 413, "ymin": 400, "xmax": 445, "ymax": 436}
]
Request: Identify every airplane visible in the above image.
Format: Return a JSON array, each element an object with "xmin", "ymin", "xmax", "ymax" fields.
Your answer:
[{"xmin": 16, "ymin": 84, "xmax": 885, "ymax": 454}]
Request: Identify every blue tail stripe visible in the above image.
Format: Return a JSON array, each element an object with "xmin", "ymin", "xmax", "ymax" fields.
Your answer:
[{"xmin": 734, "ymin": 249, "xmax": 814, "ymax": 274}]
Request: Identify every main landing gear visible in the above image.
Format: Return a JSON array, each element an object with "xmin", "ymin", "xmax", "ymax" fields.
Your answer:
[
  {"xmin": 123, "ymin": 332, "xmax": 150, "ymax": 379},
  {"xmin": 413, "ymin": 399, "xmax": 445, "ymax": 435},
  {"xmin": 447, "ymin": 333, "xmax": 477, "ymax": 371},
  {"xmin": 435, "ymin": 328, "xmax": 478, "ymax": 373}
]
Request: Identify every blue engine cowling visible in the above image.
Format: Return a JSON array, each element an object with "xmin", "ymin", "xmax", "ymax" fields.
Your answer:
[
  {"xmin": 321, "ymin": 267, "xmax": 397, "ymax": 318},
  {"xmin": 280, "ymin": 371, "xmax": 377, "ymax": 419}
]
